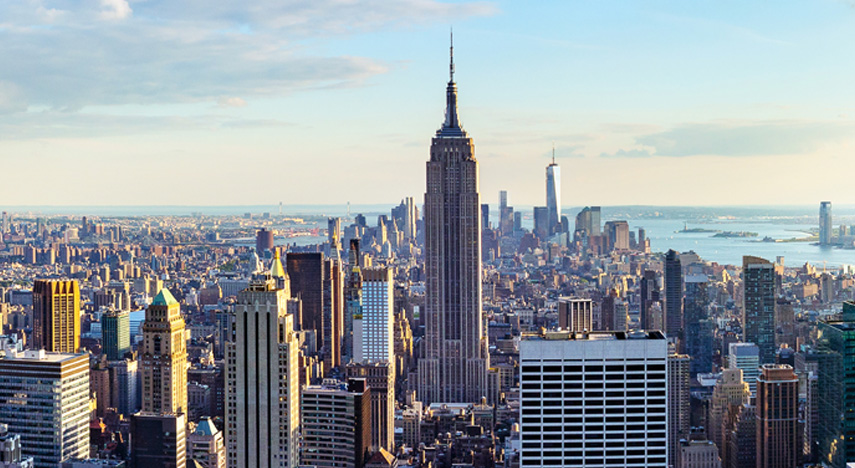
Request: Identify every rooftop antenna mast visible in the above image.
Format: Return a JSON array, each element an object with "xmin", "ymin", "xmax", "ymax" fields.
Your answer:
[
  {"xmin": 450, "ymin": 28, "xmax": 454, "ymax": 82},
  {"xmin": 552, "ymin": 142, "xmax": 556, "ymax": 165}
]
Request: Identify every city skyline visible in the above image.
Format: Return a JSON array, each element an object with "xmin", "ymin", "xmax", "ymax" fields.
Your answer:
[{"xmin": 2, "ymin": 1, "xmax": 855, "ymax": 206}]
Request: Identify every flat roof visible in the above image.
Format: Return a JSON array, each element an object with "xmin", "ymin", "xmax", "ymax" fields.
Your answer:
[{"xmin": 521, "ymin": 330, "xmax": 666, "ymax": 341}]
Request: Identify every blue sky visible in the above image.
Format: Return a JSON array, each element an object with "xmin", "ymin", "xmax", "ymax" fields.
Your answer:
[{"xmin": 1, "ymin": 0, "xmax": 854, "ymax": 207}]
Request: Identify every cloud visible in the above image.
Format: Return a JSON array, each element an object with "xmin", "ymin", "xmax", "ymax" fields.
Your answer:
[
  {"xmin": 0, "ymin": 0, "xmax": 495, "ymax": 112},
  {"xmin": 552, "ymin": 144, "xmax": 586, "ymax": 159},
  {"xmin": 100, "ymin": 0, "xmax": 132, "ymax": 20},
  {"xmin": 602, "ymin": 120, "xmax": 855, "ymax": 158},
  {"xmin": 600, "ymin": 148, "xmax": 654, "ymax": 158},
  {"xmin": 217, "ymin": 97, "xmax": 248, "ymax": 108}
]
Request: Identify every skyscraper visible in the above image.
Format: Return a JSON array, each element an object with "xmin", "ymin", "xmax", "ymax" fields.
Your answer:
[
  {"xmin": 102, "ymin": 309, "xmax": 130, "ymax": 361},
  {"xmin": 418, "ymin": 38, "xmax": 489, "ymax": 404},
  {"xmin": 225, "ymin": 275, "xmax": 300, "ymax": 468},
  {"xmin": 742, "ymin": 256, "xmax": 777, "ymax": 363},
  {"xmin": 354, "ymin": 267, "xmax": 393, "ymax": 364},
  {"xmin": 301, "ymin": 379, "xmax": 371, "ymax": 468},
  {"xmin": 131, "ymin": 413, "xmax": 186, "ymax": 468},
  {"xmin": 519, "ymin": 330, "xmax": 668, "ymax": 467},
  {"xmin": 664, "ymin": 249, "xmax": 683, "ymax": 346},
  {"xmin": 256, "ymin": 228, "xmax": 274, "ymax": 254},
  {"xmin": 640, "ymin": 270, "xmax": 660, "ymax": 330},
  {"xmin": 708, "ymin": 368, "xmax": 750, "ymax": 464},
  {"xmin": 533, "ymin": 206, "xmax": 549, "ymax": 239},
  {"xmin": 668, "ymin": 352, "xmax": 691, "ymax": 468},
  {"xmin": 140, "ymin": 288, "xmax": 188, "ymax": 415},
  {"xmin": 557, "ymin": 297, "xmax": 592, "ymax": 332},
  {"xmin": 755, "ymin": 364, "xmax": 799, "ymax": 468},
  {"xmin": 344, "ymin": 239, "xmax": 363, "ymax": 363},
  {"xmin": 546, "ymin": 152, "xmax": 561, "ymax": 234},
  {"xmin": 32, "ymin": 279, "xmax": 80, "ymax": 353},
  {"xmin": 684, "ymin": 275, "xmax": 713, "ymax": 376},
  {"xmin": 820, "ymin": 201, "xmax": 832, "ymax": 246},
  {"xmin": 287, "ymin": 252, "xmax": 323, "ymax": 347},
  {"xmin": 0, "ymin": 350, "xmax": 90, "ymax": 467},
  {"xmin": 728, "ymin": 342, "xmax": 760, "ymax": 397}
]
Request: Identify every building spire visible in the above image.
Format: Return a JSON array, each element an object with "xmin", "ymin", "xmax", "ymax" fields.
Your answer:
[
  {"xmin": 552, "ymin": 142, "xmax": 556, "ymax": 165},
  {"xmin": 450, "ymin": 28, "xmax": 455, "ymax": 83}
]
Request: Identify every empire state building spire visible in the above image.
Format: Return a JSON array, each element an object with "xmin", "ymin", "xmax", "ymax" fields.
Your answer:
[{"xmin": 439, "ymin": 30, "xmax": 465, "ymax": 137}]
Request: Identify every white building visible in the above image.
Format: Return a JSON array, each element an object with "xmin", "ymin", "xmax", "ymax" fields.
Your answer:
[
  {"xmin": 0, "ymin": 349, "xmax": 90, "ymax": 467},
  {"xmin": 519, "ymin": 330, "xmax": 668, "ymax": 467},
  {"xmin": 354, "ymin": 267, "xmax": 393, "ymax": 364},
  {"xmin": 226, "ymin": 274, "xmax": 300, "ymax": 468},
  {"xmin": 187, "ymin": 417, "xmax": 225, "ymax": 468}
]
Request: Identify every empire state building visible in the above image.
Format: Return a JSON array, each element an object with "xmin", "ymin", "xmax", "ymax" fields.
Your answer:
[{"xmin": 417, "ymin": 38, "xmax": 489, "ymax": 404}]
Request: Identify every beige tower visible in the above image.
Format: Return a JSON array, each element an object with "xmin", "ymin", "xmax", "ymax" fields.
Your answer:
[
  {"xmin": 32, "ymin": 279, "xmax": 80, "ymax": 352},
  {"xmin": 226, "ymin": 272, "xmax": 300, "ymax": 468},
  {"xmin": 140, "ymin": 288, "xmax": 188, "ymax": 415},
  {"xmin": 418, "ymin": 37, "xmax": 489, "ymax": 405},
  {"xmin": 708, "ymin": 368, "xmax": 750, "ymax": 463}
]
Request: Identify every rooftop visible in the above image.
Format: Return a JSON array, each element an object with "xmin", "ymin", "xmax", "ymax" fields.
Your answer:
[
  {"xmin": 522, "ymin": 329, "xmax": 666, "ymax": 341},
  {"xmin": 151, "ymin": 288, "xmax": 178, "ymax": 306}
]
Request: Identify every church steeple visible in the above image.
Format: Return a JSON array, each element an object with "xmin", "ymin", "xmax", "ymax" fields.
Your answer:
[{"xmin": 438, "ymin": 30, "xmax": 466, "ymax": 137}]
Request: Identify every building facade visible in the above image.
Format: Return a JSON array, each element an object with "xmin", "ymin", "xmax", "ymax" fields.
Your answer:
[
  {"xmin": 102, "ymin": 309, "xmax": 130, "ymax": 361},
  {"xmin": 742, "ymin": 256, "xmax": 777, "ymax": 364},
  {"xmin": 519, "ymin": 330, "xmax": 668, "ymax": 467},
  {"xmin": 32, "ymin": 279, "xmax": 80, "ymax": 353},
  {"xmin": 225, "ymin": 276, "xmax": 300, "ymax": 468},
  {"xmin": 0, "ymin": 350, "xmax": 90, "ymax": 467},
  {"xmin": 557, "ymin": 297, "xmax": 593, "ymax": 332},
  {"xmin": 301, "ymin": 379, "xmax": 371, "ymax": 468},
  {"xmin": 418, "ymin": 42, "xmax": 489, "ymax": 405},
  {"xmin": 140, "ymin": 288, "xmax": 187, "ymax": 415},
  {"xmin": 755, "ymin": 364, "xmax": 799, "ymax": 468}
]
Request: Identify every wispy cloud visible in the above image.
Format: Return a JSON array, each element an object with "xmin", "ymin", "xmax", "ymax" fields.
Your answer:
[{"xmin": 602, "ymin": 120, "xmax": 854, "ymax": 158}]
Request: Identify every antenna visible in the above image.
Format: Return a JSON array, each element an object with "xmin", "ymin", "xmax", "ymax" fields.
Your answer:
[
  {"xmin": 552, "ymin": 142, "xmax": 556, "ymax": 165},
  {"xmin": 449, "ymin": 28, "xmax": 455, "ymax": 82}
]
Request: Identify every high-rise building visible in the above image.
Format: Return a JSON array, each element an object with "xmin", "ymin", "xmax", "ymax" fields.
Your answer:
[
  {"xmin": 755, "ymin": 364, "xmax": 799, "ymax": 468},
  {"xmin": 107, "ymin": 357, "xmax": 139, "ymax": 416},
  {"xmin": 557, "ymin": 297, "xmax": 592, "ymax": 332},
  {"xmin": 546, "ymin": 154, "xmax": 561, "ymax": 235},
  {"xmin": 519, "ymin": 330, "xmax": 668, "ymax": 467},
  {"xmin": 728, "ymin": 404, "xmax": 756, "ymax": 468},
  {"xmin": 287, "ymin": 252, "xmax": 324, "ymax": 347},
  {"xmin": 604, "ymin": 220, "xmax": 630, "ymax": 251},
  {"xmin": 130, "ymin": 413, "xmax": 186, "ymax": 468},
  {"xmin": 323, "ymin": 256, "xmax": 344, "ymax": 372},
  {"xmin": 102, "ymin": 309, "xmax": 130, "ymax": 361},
  {"xmin": 0, "ymin": 423, "xmax": 35, "ymax": 468},
  {"xmin": 0, "ymin": 349, "xmax": 90, "ymax": 467},
  {"xmin": 344, "ymin": 239, "xmax": 363, "ymax": 363},
  {"xmin": 664, "ymin": 250, "xmax": 683, "ymax": 346},
  {"xmin": 225, "ymin": 275, "xmax": 300, "ymax": 468},
  {"xmin": 256, "ymin": 228, "xmax": 274, "ymax": 254},
  {"xmin": 684, "ymin": 275, "xmax": 713, "ymax": 376},
  {"xmin": 354, "ymin": 267, "xmax": 393, "ymax": 364},
  {"xmin": 418, "ymin": 39, "xmax": 489, "ymax": 405},
  {"xmin": 814, "ymin": 300, "xmax": 855, "ymax": 468},
  {"xmin": 346, "ymin": 362, "xmax": 395, "ymax": 452},
  {"xmin": 668, "ymin": 352, "xmax": 691, "ymax": 468},
  {"xmin": 820, "ymin": 201, "xmax": 832, "ymax": 246},
  {"xmin": 678, "ymin": 439, "xmax": 721, "ymax": 468},
  {"xmin": 533, "ymin": 206, "xmax": 550, "ymax": 239},
  {"xmin": 480, "ymin": 204, "xmax": 490, "ymax": 231},
  {"xmin": 328, "ymin": 217, "xmax": 341, "ymax": 248},
  {"xmin": 187, "ymin": 416, "xmax": 225, "ymax": 468},
  {"xmin": 742, "ymin": 256, "xmax": 777, "ymax": 363},
  {"xmin": 32, "ymin": 279, "xmax": 80, "ymax": 353},
  {"xmin": 140, "ymin": 288, "xmax": 188, "ymax": 415},
  {"xmin": 640, "ymin": 270, "xmax": 660, "ymax": 330},
  {"xmin": 708, "ymin": 368, "xmax": 750, "ymax": 465},
  {"xmin": 728, "ymin": 342, "xmax": 760, "ymax": 397},
  {"xmin": 301, "ymin": 379, "xmax": 371, "ymax": 468}
]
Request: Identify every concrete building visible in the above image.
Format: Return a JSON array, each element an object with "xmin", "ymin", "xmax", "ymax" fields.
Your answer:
[
  {"xmin": 354, "ymin": 267, "xmax": 393, "ymax": 364},
  {"xmin": 678, "ymin": 439, "xmax": 721, "ymax": 468},
  {"xmin": 0, "ymin": 424, "xmax": 34, "ymax": 468},
  {"xmin": 557, "ymin": 297, "xmax": 592, "ymax": 332},
  {"xmin": 301, "ymin": 379, "xmax": 371, "ymax": 468},
  {"xmin": 755, "ymin": 364, "xmax": 799, "ymax": 468},
  {"xmin": 140, "ymin": 288, "xmax": 187, "ymax": 415},
  {"xmin": 418, "ymin": 42, "xmax": 489, "ymax": 405},
  {"xmin": 187, "ymin": 417, "xmax": 225, "ymax": 468},
  {"xmin": 346, "ymin": 362, "xmax": 395, "ymax": 452},
  {"xmin": 668, "ymin": 352, "xmax": 691, "ymax": 468},
  {"xmin": 707, "ymin": 368, "xmax": 750, "ymax": 465},
  {"xmin": 0, "ymin": 349, "xmax": 89, "ymax": 467},
  {"xmin": 225, "ymin": 275, "xmax": 300, "ymax": 468},
  {"xmin": 32, "ymin": 279, "xmax": 80, "ymax": 353},
  {"xmin": 519, "ymin": 330, "xmax": 668, "ymax": 467}
]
